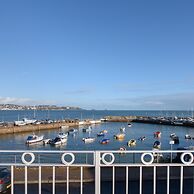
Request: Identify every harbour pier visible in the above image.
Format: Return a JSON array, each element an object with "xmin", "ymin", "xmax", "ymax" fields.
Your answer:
[{"xmin": 104, "ymin": 115, "xmax": 194, "ymax": 127}]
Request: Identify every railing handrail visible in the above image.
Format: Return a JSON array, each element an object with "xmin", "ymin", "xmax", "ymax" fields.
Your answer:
[{"xmin": 0, "ymin": 149, "xmax": 193, "ymax": 153}]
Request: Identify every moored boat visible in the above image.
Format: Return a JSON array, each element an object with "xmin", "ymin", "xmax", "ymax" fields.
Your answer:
[
  {"xmin": 100, "ymin": 138, "xmax": 110, "ymax": 144},
  {"xmin": 82, "ymin": 137, "xmax": 95, "ymax": 143},
  {"xmin": 128, "ymin": 123, "xmax": 132, "ymax": 127},
  {"xmin": 138, "ymin": 136, "xmax": 146, "ymax": 141},
  {"xmin": 57, "ymin": 132, "xmax": 68, "ymax": 139},
  {"xmin": 153, "ymin": 140, "xmax": 161, "ymax": 149},
  {"xmin": 154, "ymin": 131, "xmax": 161, "ymax": 138},
  {"xmin": 26, "ymin": 134, "xmax": 44, "ymax": 144},
  {"xmin": 185, "ymin": 134, "xmax": 194, "ymax": 139},
  {"xmin": 120, "ymin": 127, "xmax": 125, "ymax": 132},
  {"xmin": 119, "ymin": 146, "xmax": 127, "ymax": 154},
  {"xmin": 114, "ymin": 133, "xmax": 125, "ymax": 140},
  {"xmin": 127, "ymin": 139, "xmax": 136, "ymax": 146},
  {"xmin": 50, "ymin": 137, "xmax": 67, "ymax": 145}
]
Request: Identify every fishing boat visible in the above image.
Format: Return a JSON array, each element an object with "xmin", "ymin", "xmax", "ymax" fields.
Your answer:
[
  {"xmin": 114, "ymin": 133, "xmax": 125, "ymax": 140},
  {"xmin": 82, "ymin": 137, "xmax": 95, "ymax": 143},
  {"xmin": 154, "ymin": 131, "xmax": 161, "ymax": 138},
  {"xmin": 57, "ymin": 132, "xmax": 68, "ymax": 139},
  {"xmin": 82, "ymin": 126, "xmax": 92, "ymax": 132},
  {"xmin": 100, "ymin": 138, "xmax": 110, "ymax": 144},
  {"xmin": 26, "ymin": 134, "xmax": 44, "ymax": 144},
  {"xmin": 153, "ymin": 141, "xmax": 161, "ymax": 149},
  {"xmin": 127, "ymin": 139, "xmax": 136, "ymax": 146},
  {"xmin": 50, "ymin": 137, "xmax": 67, "ymax": 145}
]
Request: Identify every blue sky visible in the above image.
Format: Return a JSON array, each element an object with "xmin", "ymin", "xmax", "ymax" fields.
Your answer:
[{"xmin": 0, "ymin": 0, "xmax": 194, "ymax": 110}]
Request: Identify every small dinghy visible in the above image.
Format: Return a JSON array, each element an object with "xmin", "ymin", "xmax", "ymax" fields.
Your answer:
[
  {"xmin": 127, "ymin": 139, "xmax": 136, "ymax": 146},
  {"xmin": 82, "ymin": 137, "xmax": 95, "ymax": 143},
  {"xmin": 100, "ymin": 138, "xmax": 110, "ymax": 144},
  {"xmin": 154, "ymin": 131, "xmax": 161, "ymax": 138},
  {"xmin": 114, "ymin": 133, "xmax": 125, "ymax": 140},
  {"xmin": 153, "ymin": 141, "xmax": 161, "ymax": 149},
  {"xmin": 138, "ymin": 136, "xmax": 146, "ymax": 141},
  {"xmin": 128, "ymin": 123, "xmax": 132, "ymax": 127}
]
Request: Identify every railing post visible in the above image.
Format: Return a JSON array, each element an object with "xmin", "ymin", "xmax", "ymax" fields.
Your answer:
[{"xmin": 95, "ymin": 151, "xmax": 101, "ymax": 194}]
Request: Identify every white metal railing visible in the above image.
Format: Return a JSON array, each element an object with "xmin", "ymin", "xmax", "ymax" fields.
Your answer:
[{"xmin": 1, "ymin": 150, "xmax": 194, "ymax": 194}]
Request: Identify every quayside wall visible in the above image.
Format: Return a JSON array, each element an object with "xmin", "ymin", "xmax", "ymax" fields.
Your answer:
[{"xmin": 0, "ymin": 121, "xmax": 80, "ymax": 135}]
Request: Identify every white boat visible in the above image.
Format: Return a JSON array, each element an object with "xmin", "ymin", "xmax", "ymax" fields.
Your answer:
[
  {"xmin": 26, "ymin": 134, "xmax": 44, "ymax": 144},
  {"xmin": 82, "ymin": 137, "xmax": 95, "ymax": 143},
  {"xmin": 50, "ymin": 137, "xmax": 67, "ymax": 145},
  {"xmin": 57, "ymin": 132, "xmax": 68, "ymax": 139},
  {"xmin": 15, "ymin": 118, "xmax": 37, "ymax": 126},
  {"xmin": 128, "ymin": 123, "xmax": 132, "ymax": 127}
]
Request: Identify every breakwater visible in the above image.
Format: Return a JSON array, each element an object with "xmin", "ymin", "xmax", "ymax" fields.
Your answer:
[
  {"xmin": 104, "ymin": 115, "xmax": 194, "ymax": 127},
  {"xmin": 1, "ymin": 114, "xmax": 194, "ymax": 136}
]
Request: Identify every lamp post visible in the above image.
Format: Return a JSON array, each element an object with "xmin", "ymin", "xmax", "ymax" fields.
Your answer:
[{"xmin": 169, "ymin": 140, "xmax": 174, "ymax": 163}]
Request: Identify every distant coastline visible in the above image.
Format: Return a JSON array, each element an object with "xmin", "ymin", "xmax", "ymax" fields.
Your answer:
[{"xmin": 0, "ymin": 104, "xmax": 82, "ymax": 111}]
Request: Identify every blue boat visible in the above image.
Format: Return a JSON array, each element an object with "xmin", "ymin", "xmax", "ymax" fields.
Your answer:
[{"xmin": 100, "ymin": 138, "xmax": 110, "ymax": 144}]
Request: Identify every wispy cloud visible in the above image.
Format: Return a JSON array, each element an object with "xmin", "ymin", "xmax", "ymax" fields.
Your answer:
[{"xmin": 0, "ymin": 97, "xmax": 55, "ymax": 105}]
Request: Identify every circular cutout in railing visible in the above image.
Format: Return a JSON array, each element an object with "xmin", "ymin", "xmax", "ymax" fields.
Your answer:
[
  {"xmin": 61, "ymin": 153, "xmax": 75, "ymax": 165},
  {"xmin": 21, "ymin": 152, "xmax": 35, "ymax": 165},
  {"xmin": 181, "ymin": 152, "xmax": 194, "ymax": 165},
  {"xmin": 101, "ymin": 153, "xmax": 115, "ymax": 165},
  {"xmin": 141, "ymin": 153, "xmax": 154, "ymax": 165}
]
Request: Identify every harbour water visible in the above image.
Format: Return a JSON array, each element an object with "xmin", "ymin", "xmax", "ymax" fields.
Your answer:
[{"xmin": 0, "ymin": 110, "xmax": 194, "ymax": 151}]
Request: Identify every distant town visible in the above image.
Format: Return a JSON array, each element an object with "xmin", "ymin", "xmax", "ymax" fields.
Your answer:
[{"xmin": 0, "ymin": 104, "xmax": 81, "ymax": 110}]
